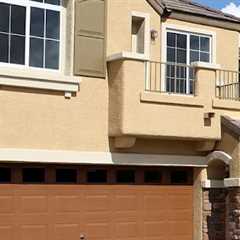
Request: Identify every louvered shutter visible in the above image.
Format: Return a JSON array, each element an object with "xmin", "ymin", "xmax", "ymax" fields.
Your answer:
[{"xmin": 74, "ymin": 0, "xmax": 105, "ymax": 78}]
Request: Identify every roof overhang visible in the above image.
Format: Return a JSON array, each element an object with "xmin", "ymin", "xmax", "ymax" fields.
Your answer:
[{"xmin": 146, "ymin": 0, "xmax": 240, "ymax": 32}]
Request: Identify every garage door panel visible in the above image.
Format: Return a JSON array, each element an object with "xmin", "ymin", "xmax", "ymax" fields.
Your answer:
[
  {"xmin": 85, "ymin": 195, "xmax": 110, "ymax": 211},
  {"xmin": 19, "ymin": 196, "xmax": 48, "ymax": 213},
  {"xmin": 45, "ymin": 214, "xmax": 81, "ymax": 225},
  {"xmin": 115, "ymin": 222, "xmax": 138, "ymax": 238},
  {"xmin": 54, "ymin": 223, "xmax": 80, "ymax": 240},
  {"xmin": 20, "ymin": 225, "xmax": 48, "ymax": 240},
  {"xmin": 0, "ymin": 226, "xmax": 13, "ymax": 240},
  {"xmin": 85, "ymin": 222, "xmax": 110, "ymax": 238},
  {"xmin": 144, "ymin": 221, "xmax": 170, "ymax": 237},
  {"xmin": 168, "ymin": 209, "xmax": 192, "ymax": 221},
  {"xmin": 0, "ymin": 196, "xmax": 14, "ymax": 213},
  {"xmin": 114, "ymin": 194, "xmax": 139, "ymax": 211},
  {"xmin": 54, "ymin": 195, "xmax": 82, "ymax": 212}
]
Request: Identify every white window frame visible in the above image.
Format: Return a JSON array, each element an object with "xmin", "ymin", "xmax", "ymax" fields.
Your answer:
[
  {"xmin": 0, "ymin": 0, "xmax": 64, "ymax": 73},
  {"xmin": 161, "ymin": 23, "xmax": 216, "ymax": 93}
]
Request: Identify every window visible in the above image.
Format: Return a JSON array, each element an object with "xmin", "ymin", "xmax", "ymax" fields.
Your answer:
[
  {"xmin": 87, "ymin": 169, "xmax": 107, "ymax": 183},
  {"xmin": 56, "ymin": 168, "xmax": 77, "ymax": 183},
  {"xmin": 0, "ymin": 0, "xmax": 61, "ymax": 70},
  {"xmin": 116, "ymin": 170, "xmax": 135, "ymax": 184},
  {"xmin": 166, "ymin": 30, "xmax": 211, "ymax": 94},
  {"xmin": 0, "ymin": 167, "xmax": 11, "ymax": 183},
  {"xmin": 170, "ymin": 170, "xmax": 189, "ymax": 185},
  {"xmin": 144, "ymin": 170, "xmax": 162, "ymax": 184},
  {"xmin": 23, "ymin": 168, "xmax": 45, "ymax": 183}
]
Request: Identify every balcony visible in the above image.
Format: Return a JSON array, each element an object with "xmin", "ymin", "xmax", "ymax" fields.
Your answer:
[{"xmin": 107, "ymin": 53, "xmax": 230, "ymax": 145}]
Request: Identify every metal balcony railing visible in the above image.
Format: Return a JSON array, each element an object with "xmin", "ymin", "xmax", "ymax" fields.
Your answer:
[
  {"xmin": 145, "ymin": 61, "xmax": 196, "ymax": 95},
  {"xmin": 216, "ymin": 70, "xmax": 240, "ymax": 101}
]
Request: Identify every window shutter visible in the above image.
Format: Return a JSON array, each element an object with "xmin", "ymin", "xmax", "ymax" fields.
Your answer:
[{"xmin": 74, "ymin": 0, "xmax": 106, "ymax": 78}]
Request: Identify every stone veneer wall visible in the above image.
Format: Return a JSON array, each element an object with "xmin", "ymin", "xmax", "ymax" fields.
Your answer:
[
  {"xmin": 203, "ymin": 188, "xmax": 228, "ymax": 240},
  {"xmin": 227, "ymin": 188, "xmax": 240, "ymax": 240}
]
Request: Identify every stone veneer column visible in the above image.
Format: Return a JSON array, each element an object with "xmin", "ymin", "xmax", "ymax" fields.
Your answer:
[
  {"xmin": 203, "ymin": 188, "xmax": 227, "ymax": 240},
  {"xmin": 227, "ymin": 188, "xmax": 240, "ymax": 240}
]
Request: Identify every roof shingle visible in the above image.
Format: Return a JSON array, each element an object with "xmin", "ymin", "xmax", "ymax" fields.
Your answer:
[{"xmin": 148, "ymin": 0, "xmax": 240, "ymax": 23}]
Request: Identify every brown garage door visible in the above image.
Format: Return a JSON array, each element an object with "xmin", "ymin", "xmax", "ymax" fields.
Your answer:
[{"xmin": 0, "ymin": 165, "xmax": 193, "ymax": 240}]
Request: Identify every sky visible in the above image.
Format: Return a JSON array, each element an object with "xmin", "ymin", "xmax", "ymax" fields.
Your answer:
[{"xmin": 195, "ymin": 0, "xmax": 240, "ymax": 17}]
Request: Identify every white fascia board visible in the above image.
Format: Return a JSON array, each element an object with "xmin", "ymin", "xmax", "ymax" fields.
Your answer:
[{"xmin": 0, "ymin": 149, "xmax": 207, "ymax": 167}]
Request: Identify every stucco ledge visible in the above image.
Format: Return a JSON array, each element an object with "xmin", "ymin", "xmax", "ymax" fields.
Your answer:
[
  {"xmin": 140, "ymin": 91, "xmax": 205, "ymax": 107},
  {"xmin": 224, "ymin": 178, "xmax": 240, "ymax": 187},
  {"xmin": 213, "ymin": 98, "xmax": 240, "ymax": 110},
  {"xmin": 107, "ymin": 51, "xmax": 149, "ymax": 62},
  {"xmin": 202, "ymin": 180, "xmax": 225, "ymax": 188},
  {"xmin": 0, "ymin": 66, "xmax": 81, "ymax": 98}
]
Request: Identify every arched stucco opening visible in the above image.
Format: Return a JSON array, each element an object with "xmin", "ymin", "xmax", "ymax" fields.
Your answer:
[
  {"xmin": 206, "ymin": 151, "xmax": 232, "ymax": 180},
  {"xmin": 207, "ymin": 159, "xmax": 229, "ymax": 180}
]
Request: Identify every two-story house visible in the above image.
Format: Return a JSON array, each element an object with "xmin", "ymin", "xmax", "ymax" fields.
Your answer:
[{"xmin": 0, "ymin": 0, "xmax": 240, "ymax": 240}]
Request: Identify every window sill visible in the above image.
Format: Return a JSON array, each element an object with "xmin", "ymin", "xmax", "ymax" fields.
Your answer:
[
  {"xmin": 140, "ymin": 91, "xmax": 205, "ymax": 107},
  {"xmin": 0, "ymin": 67, "xmax": 80, "ymax": 98},
  {"xmin": 213, "ymin": 98, "xmax": 240, "ymax": 110},
  {"xmin": 191, "ymin": 62, "xmax": 221, "ymax": 70},
  {"xmin": 107, "ymin": 51, "xmax": 149, "ymax": 62}
]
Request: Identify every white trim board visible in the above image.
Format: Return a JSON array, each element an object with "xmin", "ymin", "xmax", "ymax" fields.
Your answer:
[{"xmin": 0, "ymin": 149, "xmax": 207, "ymax": 167}]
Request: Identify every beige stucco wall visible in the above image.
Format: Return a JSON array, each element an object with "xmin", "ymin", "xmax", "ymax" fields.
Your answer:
[
  {"xmin": 0, "ymin": 0, "xmax": 239, "ymax": 153},
  {"xmin": 107, "ymin": 0, "xmax": 161, "ymax": 61}
]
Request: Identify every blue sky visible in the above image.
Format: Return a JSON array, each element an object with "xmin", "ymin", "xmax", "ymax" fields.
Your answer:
[{"xmin": 195, "ymin": 0, "xmax": 240, "ymax": 9}]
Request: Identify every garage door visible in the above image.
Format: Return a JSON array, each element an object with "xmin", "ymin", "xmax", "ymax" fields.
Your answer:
[{"xmin": 0, "ymin": 165, "xmax": 193, "ymax": 240}]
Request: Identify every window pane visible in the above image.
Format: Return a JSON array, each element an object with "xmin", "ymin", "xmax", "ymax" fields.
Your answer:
[
  {"xmin": 116, "ymin": 170, "xmax": 135, "ymax": 184},
  {"xmin": 0, "ymin": 168, "xmax": 11, "ymax": 183},
  {"xmin": 171, "ymin": 170, "xmax": 188, "ymax": 184},
  {"xmin": 200, "ymin": 52, "xmax": 210, "ymax": 62},
  {"xmin": 0, "ymin": 3, "xmax": 9, "ymax": 33},
  {"xmin": 56, "ymin": 169, "xmax": 77, "ymax": 183},
  {"xmin": 200, "ymin": 37, "xmax": 210, "ymax": 52},
  {"xmin": 167, "ymin": 47, "xmax": 175, "ymax": 63},
  {"xmin": 167, "ymin": 32, "xmax": 176, "ymax": 47},
  {"xmin": 177, "ymin": 49, "xmax": 186, "ymax": 64},
  {"xmin": 30, "ymin": 7, "xmax": 44, "ymax": 38},
  {"xmin": 144, "ymin": 170, "xmax": 161, "ymax": 184},
  {"xmin": 190, "ymin": 35, "xmax": 199, "ymax": 50},
  {"xmin": 0, "ymin": 33, "xmax": 9, "ymax": 63},
  {"xmin": 11, "ymin": 5, "xmax": 26, "ymax": 35},
  {"xmin": 23, "ymin": 168, "xmax": 45, "ymax": 183},
  {"xmin": 87, "ymin": 169, "xmax": 107, "ymax": 183},
  {"xmin": 45, "ymin": 40, "xmax": 59, "ymax": 69},
  {"xmin": 30, "ymin": 37, "xmax": 43, "ymax": 68},
  {"xmin": 46, "ymin": 10, "xmax": 60, "ymax": 39},
  {"xmin": 190, "ymin": 50, "xmax": 199, "ymax": 63},
  {"xmin": 31, "ymin": 0, "xmax": 43, "ymax": 2},
  {"xmin": 45, "ymin": 0, "xmax": 61, "ymax": 5},
  {"xmin": 10, "ymin": 35, "xmax": 25, "ymax": 65},
  {"xmin": 177, "ymin": 34, "xmax": 187, "ymax": 49}
]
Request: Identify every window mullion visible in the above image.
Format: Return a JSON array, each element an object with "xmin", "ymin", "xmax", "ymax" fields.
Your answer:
[
  {"xmin": 8, "ymin": 5, "xmax": 11, "ymax": 63},
  {"xmin": 25, "ymin": 5, "xmax": 30, "ymax": 66},
  {"xmin": 43, "ymin": 8, "xmax": 46, "ymax": 68},
  {"xmin": 186, "ymin": 33, "xmax": 190, "ymax": 94}
]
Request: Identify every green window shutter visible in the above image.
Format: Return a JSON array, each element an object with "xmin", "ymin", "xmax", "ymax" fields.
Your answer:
[{"xmin": 74, "ymin": 0, "xmax": 105, "ymax": 78}]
